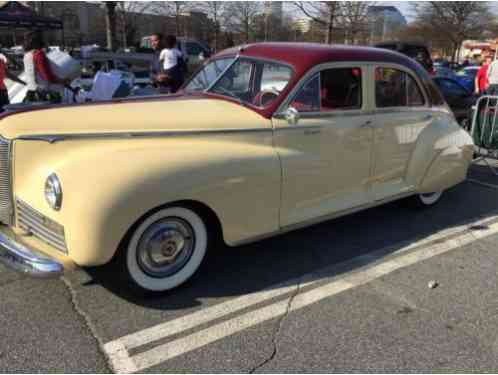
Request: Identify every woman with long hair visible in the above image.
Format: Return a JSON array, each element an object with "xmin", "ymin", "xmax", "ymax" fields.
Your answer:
[{"xmin": 23, "ymin": 31, "xmax": 66, "ymax": 103}]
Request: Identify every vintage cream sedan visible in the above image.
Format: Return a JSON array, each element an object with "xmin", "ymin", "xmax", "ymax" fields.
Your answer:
[{"xmin": 0, "ymin": 43, "xmax": 473, "ymax": 292}]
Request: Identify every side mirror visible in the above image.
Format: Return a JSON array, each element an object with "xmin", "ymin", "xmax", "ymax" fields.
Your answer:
[{"xmin": 285, "ymin": 107, "xmax": 300, "ymax": 125}]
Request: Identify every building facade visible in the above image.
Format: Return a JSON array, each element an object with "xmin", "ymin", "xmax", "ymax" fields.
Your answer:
[
  {"xmin": 367, "ymin": 5, "xmax": 407, "ymax": 43},
  {"xmin": 0, "ymin": 1, "xmax": 211, "ymax": 49}
]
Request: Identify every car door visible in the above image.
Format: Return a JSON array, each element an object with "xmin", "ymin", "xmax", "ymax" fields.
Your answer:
[
  {"xmin": 273, "ymin": 63, "xmax": 375, "ymax": 227},
  {"xmin": 370, "ymin": 65, "xmax": 433, "ymax": 201}
]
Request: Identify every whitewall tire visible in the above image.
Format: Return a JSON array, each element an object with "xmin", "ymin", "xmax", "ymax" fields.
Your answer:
[
  {"xmin": 125, "ymin": 206, "xmax": 208, "ymax": 292},
  {"xmin": 417, "ymin": 191, "xmax": 443, "ymax": 206}
]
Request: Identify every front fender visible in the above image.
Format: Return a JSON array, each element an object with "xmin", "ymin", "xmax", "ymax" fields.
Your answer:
[
  {"xmin": 405, "ymin": 114, "xmax": 474, "ymax": 194},
  {"xmin": 13, "ymin": 136, "xmax": 281, "ymax": 266}
]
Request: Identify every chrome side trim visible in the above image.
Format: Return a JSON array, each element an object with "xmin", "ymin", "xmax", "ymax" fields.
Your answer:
[
  {"xmin": 274, "ymin": 125, "xmax": 322, "ymax": 132},
  {"xmin": 0, "ymin": 227, "xmax": 63, "ymax": 278},
  {"xmin": 275, "ymin": 110, "xmax": 373, "ymax": 120},
  {"xmin": 16, "ymin": 128, "xmax": 273, "ymax": 143}
]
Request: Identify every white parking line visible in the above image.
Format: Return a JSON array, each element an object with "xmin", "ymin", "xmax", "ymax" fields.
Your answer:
[{"xmin": 103, "ymin": 214, "xmax": 498, "ymax": 373}]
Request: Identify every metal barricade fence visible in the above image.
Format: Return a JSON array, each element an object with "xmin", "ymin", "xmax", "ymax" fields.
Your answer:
[{"xmin": 470, "ymin": 95, "xmax": 498, "ymax": 175}]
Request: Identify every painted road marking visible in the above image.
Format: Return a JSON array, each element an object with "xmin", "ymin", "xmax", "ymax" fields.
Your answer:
[{"xmin": 103, "ymin": 213, "xmax": 498, "ymax": 373}]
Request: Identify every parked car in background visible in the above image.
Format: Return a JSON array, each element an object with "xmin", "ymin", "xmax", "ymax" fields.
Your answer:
[
  {"xmin": 140, "ymin": 36, "xmax": 211, "ymax": 72},
  {"xmin": 374, "ymin": 41, "xmax": 434, "ymax": 74},
  {"xmin": 0, "ymin": 43, "xmax": 474, "ymax": 293},
  {"xmin": 434, "ymin": 58, "xmax": 450, "ymax": 68},
  {"xmin": 434, "ymin": 66, "xmax": 457, "ymax": 78},
  {"xmin": 433, "ymin": 76, "xmax": 476, "ymax": 129},
  {"xmin": 456, "ymin": 66, "xmax": 480, "ymax": 84},
  {"xmin": 434, "ymin": 66, "xmax": 474, "ymax": 92}
]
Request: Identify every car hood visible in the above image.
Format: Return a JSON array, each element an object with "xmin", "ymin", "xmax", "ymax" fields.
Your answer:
[{"xmin": 0, "ymin": 96, "xmax": 267, "ymax": 140}]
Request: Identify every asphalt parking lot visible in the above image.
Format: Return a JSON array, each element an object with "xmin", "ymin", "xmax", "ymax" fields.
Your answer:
[{"xmin": 2, "ymin": 162, "xmax": 498, "ymax": 373}]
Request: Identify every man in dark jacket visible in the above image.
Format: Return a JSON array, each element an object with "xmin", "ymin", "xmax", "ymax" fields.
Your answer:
[{"xmin": 149, "ymin": 33, "xmax": 169, "ymax": 93}]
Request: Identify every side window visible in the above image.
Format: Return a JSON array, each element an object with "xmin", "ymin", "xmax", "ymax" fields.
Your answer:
[
  {"xmin": 231, "ymin": 60, "xmax": 252, "ymax": 92},
  {"xmin": 375, "ymin": 67, "xmax": 425, "ymax": 107},
  {"xmin": 261, "ymin": 63, "xmax": 292, "ymax": 92},
  {"xmin": 289, "ymin": 75, "xmax": 320, "ymax": 112},
  {"xmin": 257, "ymin": 63, "xmax": 293, "ymax": 107},
  {"xmin": 320, "ymin": 67, "xmax": 362, "ymax": 111}
]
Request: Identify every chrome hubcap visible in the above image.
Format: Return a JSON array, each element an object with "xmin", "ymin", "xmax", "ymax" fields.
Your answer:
[{"xmin": 136, "ymin": 218, "xmax": 195, "ymax": 278}]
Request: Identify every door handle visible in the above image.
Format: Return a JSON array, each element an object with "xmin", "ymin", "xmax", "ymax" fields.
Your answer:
[
  {"xmin": 423, "ymin": 114, "xmax": 433, "ymax": 121},
  {"xmin": 304, "ymin": 128, "xmax": 321, "ymax": 135},
  {"xmin": 360, "ymin": 120, "xmax": 373, "ymax": 129}
]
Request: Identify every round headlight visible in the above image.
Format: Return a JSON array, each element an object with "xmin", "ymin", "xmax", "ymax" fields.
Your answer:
[{"xmin": 45, "ymin": 173, "xmax": 62, "ymax": 211}]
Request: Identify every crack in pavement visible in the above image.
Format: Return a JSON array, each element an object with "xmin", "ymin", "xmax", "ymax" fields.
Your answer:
[
  {"xmin": 61, "ymin": 276, "xmax": 114, "ymax": 373},
  {"xmin": 248, "ymin": 277, "xmax": 303, "ymax": 374}
]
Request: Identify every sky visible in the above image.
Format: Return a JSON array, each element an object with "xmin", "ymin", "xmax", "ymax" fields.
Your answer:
[
  {"xmin": 380, "ymin": 1, "xmax": 498, "ymax": 23},
  {"xmin": 283, "ymin": 1, "xmax": 498, "ymax": 24},
  {"xmin": 381, "ymin": 1, "xmax": 414, "ymax": 21}
]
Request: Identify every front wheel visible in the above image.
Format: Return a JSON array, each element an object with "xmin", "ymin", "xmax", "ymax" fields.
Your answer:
[
  {"xmin": 413, "ymin": 191, "xmax": 444, "ymax": 207},
  {"xmin": 124, "ymin": 206, "xmax": 209, "ymax": 292}
]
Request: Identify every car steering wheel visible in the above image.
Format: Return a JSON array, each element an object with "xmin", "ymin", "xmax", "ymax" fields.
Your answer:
[{"xmin": 253, "ymin": 89, "xmax": 280, "ymax": 107}]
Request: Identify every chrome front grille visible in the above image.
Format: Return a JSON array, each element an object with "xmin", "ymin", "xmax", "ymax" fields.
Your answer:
[
  {"xmin": 0, "ymin": 138, "xmax": 13, "ymax": 225},
  {"xmin": 16, "ymin": 199, "xmax": 67, "ymax": 253}
]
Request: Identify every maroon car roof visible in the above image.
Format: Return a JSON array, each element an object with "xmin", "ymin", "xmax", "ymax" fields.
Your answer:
[
  {"xmin": 215, "ymin": 42, "xmax": 427, "ymax": 77},
  {"xmin": 213, "ymin": 42, "xmax": 443, "ymax": 117}
]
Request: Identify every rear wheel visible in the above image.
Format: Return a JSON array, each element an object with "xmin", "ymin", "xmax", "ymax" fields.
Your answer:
[
  {"xmin": 123, "ymin": 206, "xmax": 209, "ymax": 292},
  {"xmin": 413, "ymin": 191, "xmax": 444, "ymax": 207}
]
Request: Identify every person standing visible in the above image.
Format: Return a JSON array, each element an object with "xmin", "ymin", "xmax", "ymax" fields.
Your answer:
[
  {"xmin": 22, "ymin": 31, "xmax": 65, "ymax": 103},
  {"xmin": 0, "ymin": 51, "xmax": 25, "ymax": 112},
  {"xmin": 159, "ymin": 35, "xmax": 186, "ymax": 93},
  {"xmin": 486, "ymin": 55, "xmax": 498, "ymax": 95},
  {"xmin": 475, "ymin": 55, "xmax": 492, "ymax": 95},
  {"xmin": 149, "ymin": 33, "xmax": 169, "ymax": 93}
]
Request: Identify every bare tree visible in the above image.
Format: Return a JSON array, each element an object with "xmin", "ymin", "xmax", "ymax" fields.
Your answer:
[
  {"xmin": 153, "ymin": 1, "xmax": 190, "ymax": 36},
  {"xmin": 198, "ymin": 2, "xmax": 227, "ymax": 52},
  {"xmin": 104, "ymin": 1, "xmax": 117, "ymax": 51},
  {"xmin": 118, "ymin": 2, "xmax": 155, "ymax": 49},
  {"xmin": 391, "ymin": 23, "xmax": 454, "ymax": 58},
  {"xmin": 294, "ymin": 1, "xmax": 342, "ymax": 44},
  {"xmin": 339, "ymin": 2, "xmax": 374, "ymax": 45},
  {"xmin": 224, "ymin": 2, "xmax": 262, "ymax": 43},
  {"xmin": 413, "ymin": 2, "xmax": 494, "ymax": 62}
]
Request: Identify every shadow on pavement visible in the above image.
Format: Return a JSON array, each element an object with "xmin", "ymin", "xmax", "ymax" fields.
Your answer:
[{"xmin": 84, "ymin": 168, "xmax": 498, "ymax": 310}]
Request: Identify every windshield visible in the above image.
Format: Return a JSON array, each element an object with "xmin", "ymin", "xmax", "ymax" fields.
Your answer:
[
  {"xmin": 209, "ymin": 58, "xmax": 293, "ymax": 108},
  {"xmin": 184, "ymin": 57, "xmax": 234, "ymax": 92}
]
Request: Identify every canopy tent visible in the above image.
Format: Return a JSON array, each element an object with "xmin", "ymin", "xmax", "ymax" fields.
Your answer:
[{"xmin": 0, "ymin": 1, "xmax": 62, "ymax": 30}]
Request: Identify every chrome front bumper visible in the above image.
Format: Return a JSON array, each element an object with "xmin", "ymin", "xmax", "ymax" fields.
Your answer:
[{"xmin": 0, "ymin": 228, "xmax": 63, "ymax": 278}]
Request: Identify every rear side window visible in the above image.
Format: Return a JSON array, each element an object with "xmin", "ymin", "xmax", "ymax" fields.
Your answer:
[
  {"xmin": 289, "ymin": 67, "xmax": 362, "ymax": 112},
  {"xmin": 320, "ymin": 68, "xmax": 362, "ymax": 111},
  {"xmin": 375, "ymin": 67, "xmax": 425, "ymax": 107}
]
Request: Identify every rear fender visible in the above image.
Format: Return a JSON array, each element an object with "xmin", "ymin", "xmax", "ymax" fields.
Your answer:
[{"xmin": 406, "ymin": 114, "xmax": 474, "ymax": 193}]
